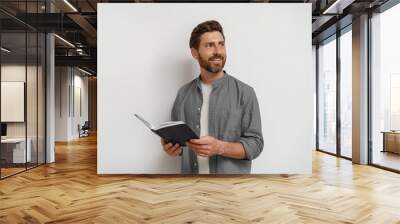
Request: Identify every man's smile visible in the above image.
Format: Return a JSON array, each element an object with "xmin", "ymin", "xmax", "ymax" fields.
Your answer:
[{"xmin": 209, "ymin": 57, "xmax": 223, "ymax": 62}]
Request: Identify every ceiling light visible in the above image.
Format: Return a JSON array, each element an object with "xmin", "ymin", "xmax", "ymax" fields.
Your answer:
[
  {"xmin": 63, "ymin": 0, "xmax": 78, "ymax": 12},
  {"xmin": 322, "ymin": 0, "xmax": 355, "ymax": 15},
  {"xmin": 323, "ymin": 0, "xmax": 343, "ymax": 14},
  {"xmin": 1, "ymin": 47, "xmax": 11, "ymax": 53},
  {"xmin": 54, "ymin": 34, "xmax": 75, "ymax": 48},
  {"xmin": 78, "ymin": 67, "xmax": 93, "ymax": 76}
]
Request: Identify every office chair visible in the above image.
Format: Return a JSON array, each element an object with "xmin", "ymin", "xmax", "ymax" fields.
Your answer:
[{"xmin": 79, "ymin": 121, "xmax": 90, "ymax": 138}]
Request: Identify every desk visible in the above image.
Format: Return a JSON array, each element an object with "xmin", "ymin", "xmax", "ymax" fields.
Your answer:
[
  {"xmin": 1, "ymin": 138, "xmax": 31, "ymax": 163},
  {"xmin": 382, "ymin": 131, "xmax": 400, "ymax": 154}
]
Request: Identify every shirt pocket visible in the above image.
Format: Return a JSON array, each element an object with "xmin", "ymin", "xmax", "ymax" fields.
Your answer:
[{"xmin": 218, "ymin": 107, "xmax": 242, "ymax": 141}]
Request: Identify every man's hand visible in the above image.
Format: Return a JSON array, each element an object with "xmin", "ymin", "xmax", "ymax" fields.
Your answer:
[
  {"xmin": 161, "ymin": 139, "xmax": 182, "ymax": 157},
  {"xmin": 186, "ymin": 136, "xmax": 225, "ymax": 157}
]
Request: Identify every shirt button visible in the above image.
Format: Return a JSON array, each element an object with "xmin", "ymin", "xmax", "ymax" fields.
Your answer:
[
  {"xmin": 197, "ymin": 107, "xmax": 201, "ymax": 111},
  {"xmin": 196, "ymin": 125, "xmax": 199, "ymax": 129},
  {"xmin": 194, "ymin": 162, "xmax": 197, "ymax": 166}
]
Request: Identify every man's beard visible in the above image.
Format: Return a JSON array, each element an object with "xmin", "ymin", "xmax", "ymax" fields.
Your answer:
[{"xmin": 198, "ymin": 53, "xmax": 226, "ymax": 74}]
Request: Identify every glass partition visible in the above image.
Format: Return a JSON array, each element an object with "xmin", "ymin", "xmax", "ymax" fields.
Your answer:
[
  {"xmin": 0, "ymin": 1, "xmax": 46, "ymax": 179},
  {"xmin": 0, "ymin": 31, "xmax": 28, "ymax": 177}
]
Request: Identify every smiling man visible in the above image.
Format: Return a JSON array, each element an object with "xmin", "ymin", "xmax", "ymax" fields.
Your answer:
[{"xmin": 161, "ymin": 20, "xmax": 263, "ymax": 174}]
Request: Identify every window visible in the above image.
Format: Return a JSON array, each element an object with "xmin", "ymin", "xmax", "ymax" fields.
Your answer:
[
  {"xmin": 318, "ymin": 37, "xmax": 337, "ymax": 154},
  {"xmin": 371, "ymin": 2, "xmax": 400, "ymax": 171},
  {"xmin": 340, "ymin": 29, "xmax": 352, "ymax": 158}
]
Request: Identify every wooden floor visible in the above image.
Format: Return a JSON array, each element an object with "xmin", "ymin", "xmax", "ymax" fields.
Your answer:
[
  {"xmin": 373, "ymin": 150, "xmax": 400, "ymax": 171},
  {"xmin": 1, "ymin": 163, "xmax": 45, "ymax": 178},
  {"xmin": 0, "ymin": 167, "xmax": 26, "ymax": 178},
  {"xmin": 1, "ymin": 134, "xmax": 400, "ymax": 223}
]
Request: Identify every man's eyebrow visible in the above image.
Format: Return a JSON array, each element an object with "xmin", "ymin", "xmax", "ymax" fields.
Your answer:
[{"xmin": 204, "ymin": 41, "xmax": 225, "ymax": 44}]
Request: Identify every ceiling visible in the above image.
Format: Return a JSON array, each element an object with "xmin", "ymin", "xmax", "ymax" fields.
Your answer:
[{"xmin": 0, "ymin": 0, "xmax": 393, "ymax": 75}]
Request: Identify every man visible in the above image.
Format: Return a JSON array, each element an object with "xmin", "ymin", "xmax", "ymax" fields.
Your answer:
[{"xmin": 161, "ymin": 20, "xmax": 263, "ymax": 174}]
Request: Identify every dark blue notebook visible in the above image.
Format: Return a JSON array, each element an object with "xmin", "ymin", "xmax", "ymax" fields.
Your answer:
[{"xmin": 134, "ymin": 114, "xmax": 198, "ymax": 146}]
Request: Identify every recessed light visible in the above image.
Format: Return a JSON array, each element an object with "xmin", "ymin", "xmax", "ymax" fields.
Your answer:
[{"xmin": 1, "ymin": 47, "xmax": 11, "ymax": 53}]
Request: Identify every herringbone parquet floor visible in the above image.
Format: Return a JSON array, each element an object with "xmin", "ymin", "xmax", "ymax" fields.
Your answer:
[{"xmin": 1, "ymin": 134, "xmax": 400, "ymax": 223}]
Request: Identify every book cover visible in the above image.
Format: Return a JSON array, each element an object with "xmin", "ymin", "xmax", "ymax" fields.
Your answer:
[{"xmin": 134, "ymin": 114, "xmax": 198, "ymax": 146}]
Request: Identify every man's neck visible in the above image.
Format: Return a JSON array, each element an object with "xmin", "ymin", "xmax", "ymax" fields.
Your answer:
[{"xmin": 200, "ymin": 69, "xmax": 224, "ymax": 85}]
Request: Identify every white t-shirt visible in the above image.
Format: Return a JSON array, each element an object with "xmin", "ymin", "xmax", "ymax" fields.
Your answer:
[{"xmin": 198, "ymin": 81, "xmax": 212, "ymax": 174}]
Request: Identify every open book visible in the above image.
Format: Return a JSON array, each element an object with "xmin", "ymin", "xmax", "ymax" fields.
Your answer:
[{"xmin": 134, "ymin": 114, "xmax": 198, "ymax": 146}]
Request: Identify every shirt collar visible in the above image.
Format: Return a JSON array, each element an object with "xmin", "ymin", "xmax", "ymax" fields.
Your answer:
[{"xmin": 195, "ymin": 70, "xmax": 228, "ymax": 90}]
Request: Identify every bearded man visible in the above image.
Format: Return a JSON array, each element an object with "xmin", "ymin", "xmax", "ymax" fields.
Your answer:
[{"xmin": 161, "ymin": 20, "xmax": 264, "ymax": 174}]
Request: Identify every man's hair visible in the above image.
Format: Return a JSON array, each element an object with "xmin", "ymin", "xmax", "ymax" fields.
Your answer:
[{"xmin": 189, "ymin": 20, "xmax": 225, "ymax": 49}]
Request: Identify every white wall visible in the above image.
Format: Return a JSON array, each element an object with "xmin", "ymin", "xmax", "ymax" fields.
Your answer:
[
  {"xmin": 72, "ymin": 72, "xmax": 89, "ymax": 138},
  {"xmin": 55, "ymin": 67, "xmax": 89, "ymax": 141},
  {"xmin": 98, "ymin": 3, "xmax": 313, "ymax": 174},
  {"xmin": 55, "ymin": 67, "xmax": 69, "ymax": 141}
]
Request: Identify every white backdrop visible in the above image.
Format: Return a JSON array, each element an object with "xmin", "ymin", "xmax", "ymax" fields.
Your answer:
[{"xmin": 98, "ymin": 3, "xmax": 313, "ymax": 174}]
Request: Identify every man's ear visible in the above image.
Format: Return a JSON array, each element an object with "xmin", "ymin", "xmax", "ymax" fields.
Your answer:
[{"xmin": 191, "ymin": 48, "xmax": 199, "ymax": 60}]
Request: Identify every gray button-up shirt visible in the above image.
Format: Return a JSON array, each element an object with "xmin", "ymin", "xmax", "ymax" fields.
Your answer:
[{"xmin": 171, "ymin": 71, "xmax": 264, "ymax": 174}]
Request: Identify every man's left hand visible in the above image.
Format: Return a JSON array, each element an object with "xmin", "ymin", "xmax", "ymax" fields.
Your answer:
[{"xmin": 186, "ymin": 136, "xmax": 225, "ymax": 157}]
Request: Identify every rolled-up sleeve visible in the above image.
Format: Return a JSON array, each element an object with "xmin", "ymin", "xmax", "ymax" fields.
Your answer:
[{"xmin": 239, "ymin": 88, "xmax": 264, "ymax": 160}]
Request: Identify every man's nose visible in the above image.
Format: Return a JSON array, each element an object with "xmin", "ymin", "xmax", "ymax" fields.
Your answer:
[{"xmin": 213, "ymin": 45, "xmax": 222, "ymax": 55}]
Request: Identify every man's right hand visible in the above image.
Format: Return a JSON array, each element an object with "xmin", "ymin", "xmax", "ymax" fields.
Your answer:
[{"xmin": 161, "ymin": 139, "xmax": 182, "ymax": 157}]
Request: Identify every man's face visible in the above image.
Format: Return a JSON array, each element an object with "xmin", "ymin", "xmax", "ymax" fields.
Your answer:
[{"xmin": 191, "ymin": 31, "xmax": 226, "ymax": 74}]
